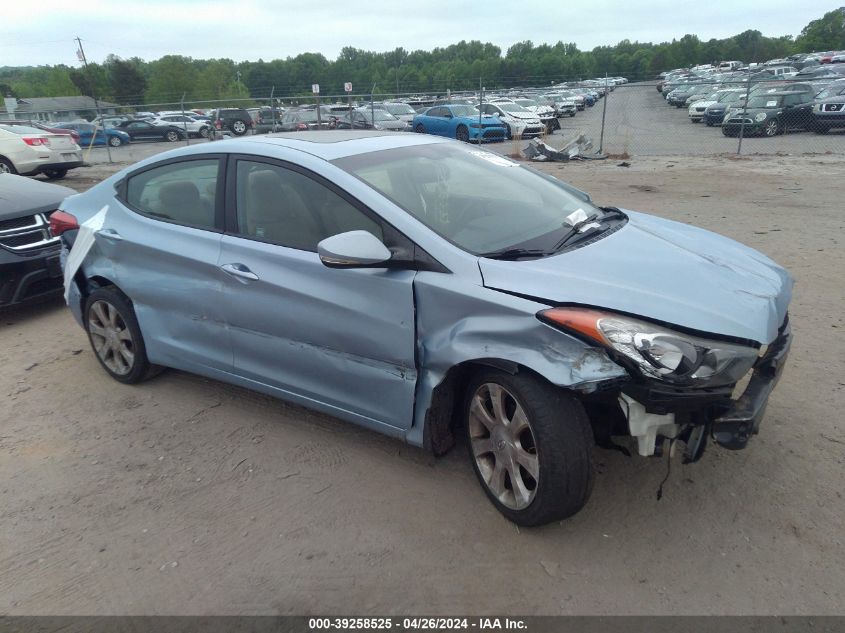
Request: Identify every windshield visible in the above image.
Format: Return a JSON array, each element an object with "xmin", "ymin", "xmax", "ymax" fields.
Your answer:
[
  {"xmin": 450, "ymin": 105, "xmax": 479, "ymax": 116},
  {"xmin": 384, "ymin": 103, "xmax": 415, "ymax": 115},
  {"xmin": 498, "ymin": 102, "xmax": 528, "ymax": 113},
  {"xmin": 816, "ymin": 86, "xmax": 845, "ymax": 99},
  {"xmin": 515, "ymin": 98, "xmax": 537, "ymax": 107},
  {"xmin": 369, "ymin": 110, "xmax": 398, "ymax": 122},
  {"xmin": 747, "ymin": 95, "xmax": 783, "ymax": 108},
  {"xmin": 719, "ymin": 91, "xmax": 743, "ymax": 103},
  {"xmin": 333, "ymin": 143, "xmax": 601, "ymax": 254}
]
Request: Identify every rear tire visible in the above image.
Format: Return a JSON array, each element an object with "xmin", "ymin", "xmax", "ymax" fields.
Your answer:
[
  {"xmin": 84, "ymin": 287, "xmax": 163, "ymax": 385},
  {"xmin": 0, "ymin": 157, "xmax": 17, "ymax": 174},
  {"xmin": 231, "ymin": 119, "xmax": 248, "ymax": 136},
  {"xmin": 108, "ymin": 135, "xmax": 122, "ymax": 147},
  {"xmin": 43, "ymin": 169, "xmax": 67, "ymax": 180},
  {"xmin": 464, "ymin": 370, "xmax": 594, "ymax": 526},
  {"xmin": 165, "ymin": 130, "xmax": 180, "ymax": 142}
]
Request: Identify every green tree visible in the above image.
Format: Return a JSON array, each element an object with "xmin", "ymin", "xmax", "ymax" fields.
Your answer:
[{"xmin": 794, "ymin": 8, "xmax": 845, "ymax": 52}]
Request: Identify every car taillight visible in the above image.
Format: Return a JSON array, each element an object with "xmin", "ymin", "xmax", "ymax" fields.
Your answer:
[
  {"xmin": 296, "ymin": 123, "xmax": 308, "ymax": 131},
  {"xmin": 215, "ymin": 120, "xmax": 222, "ymax": 129},
  {"xmin": 49, "ymin": 210, "xmax": 80, "ymax": 237},
  {"xmin": 22, "ymin": 137, "xmax": 49, "ymax": 146}
]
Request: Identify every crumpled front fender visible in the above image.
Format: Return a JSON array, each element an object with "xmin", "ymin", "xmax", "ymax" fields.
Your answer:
[{"xmin": 406, "ymin": 272, "xmax": 627, "ymax": 448}]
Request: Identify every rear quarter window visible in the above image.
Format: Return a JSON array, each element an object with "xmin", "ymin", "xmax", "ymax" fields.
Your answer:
[{"xmin": 124, "ymin": 159, "xmax": 220, "ymax": 230}]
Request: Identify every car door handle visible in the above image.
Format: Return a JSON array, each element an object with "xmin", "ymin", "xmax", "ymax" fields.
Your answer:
[
  {"xmin": 220, "ymin": 263, "xmax": 259, "ymax": 281},
  {"xmin": 98, "ymin": 228, "xmax": 123, "ymax": 241}
]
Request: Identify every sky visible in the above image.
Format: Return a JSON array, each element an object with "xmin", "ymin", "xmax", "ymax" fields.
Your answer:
[{"xmin": 0, "ymin": 0, "xmax": 834, "ymax": 67}]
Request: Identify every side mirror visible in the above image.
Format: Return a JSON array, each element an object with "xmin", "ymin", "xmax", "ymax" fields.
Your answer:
[{"xmin": 318, "ymin": 230, "xmax": 392, "ymax": 269}]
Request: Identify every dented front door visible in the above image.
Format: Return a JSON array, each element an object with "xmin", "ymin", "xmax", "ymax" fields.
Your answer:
[{"xmin": 218, "ymin": 235, "xmax": 418, "ymax": 430}]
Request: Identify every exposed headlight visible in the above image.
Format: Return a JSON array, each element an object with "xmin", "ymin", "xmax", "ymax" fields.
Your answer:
[
  {"xmin": 539, "ymin": 307, "xmax": 759, "ymax": 387},
  {"xmin": 754, "ymin": 112, "xmax": 767, "ymax": 122}
]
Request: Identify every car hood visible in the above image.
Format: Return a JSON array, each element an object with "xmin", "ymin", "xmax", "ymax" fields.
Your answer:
[
  {"xmin": 0, "ymin": 174, "xmax": 75, "ymax": 220},
  {"xmin": 690, "ymin": 99, "xmax": 717, "ymax": 108},
  {"xmin": 478, "ymin": 210, "xmax": 792, "ymax": 344}
]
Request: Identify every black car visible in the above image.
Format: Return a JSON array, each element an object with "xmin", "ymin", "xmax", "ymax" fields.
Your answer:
[
  {"xmin": 722, "ymin": 91, "xmax": 815, "ymax": 137},
  {"xmin": 278, "ymin": 108, "xmax": 333, "ymax": 132},
  {"xmin": 115, "ymin": 120, "xmax": 186, "ymax": 142},
  {"xmin": 0, "ymin": 174, "xmax": 72, "ymax": 308},
  {"xmin": 812, "ymin": 95, "xmax": 845, "ymax": 133},
  {"xmin": 212, "ymin": 108, "xmax": 254, "ymax": 136}
]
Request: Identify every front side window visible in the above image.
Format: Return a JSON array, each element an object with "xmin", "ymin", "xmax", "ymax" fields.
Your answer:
[
  {"xmin": 235, "ymin": 160, "xmax": 382, "ymax": 252},
  {"xmin": 125, "ymin": 159, "xmax": 219, "ymax": 229}
]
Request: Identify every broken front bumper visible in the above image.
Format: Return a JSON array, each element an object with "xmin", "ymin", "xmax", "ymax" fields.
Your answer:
[
  {"xmin": 711, "ymin": 321, "xmax": 792, "ymax": 449},
  {"xmin": 619, "ymin": 319, "xmax": 792, "ymax": 456}
]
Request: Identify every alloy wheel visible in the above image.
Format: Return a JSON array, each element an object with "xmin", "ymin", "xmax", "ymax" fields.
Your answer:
[
  {"xmin": 87, "ymin": 300, "xmax": 135, "ymax": 376},
  {"xmin": 468, "ymin": 382, "xmax": 539, "ymax": 510}
]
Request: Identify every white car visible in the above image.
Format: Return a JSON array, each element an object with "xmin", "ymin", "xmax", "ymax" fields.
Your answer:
[
  {"xmin": 688, "ymin": 88, "xmax": 745, "ymax": 123},
  {"xmin": 480, "ymin": 101, "xmax": 544, "ymax": 138},
  {"xmin": 513, "ymin": 97, "xmax": 559, "ymax": 131},
  {"xmin": 152, "ymin": 115, "xmax": 211, "ymax": 138},
  {"xmin": 0, "ymin": 123, "xmax": 82, "ymax": 179}
]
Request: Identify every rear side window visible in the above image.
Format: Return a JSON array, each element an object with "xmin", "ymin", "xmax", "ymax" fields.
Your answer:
[{"xmin": 125, "ymin": 159, "xmax": 219, "ymax": 230}]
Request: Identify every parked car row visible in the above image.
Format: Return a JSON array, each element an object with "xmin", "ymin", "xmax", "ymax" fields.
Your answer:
[{"xmin": 659, "ymin": 60, "xmax": 845, "ymax": 136}]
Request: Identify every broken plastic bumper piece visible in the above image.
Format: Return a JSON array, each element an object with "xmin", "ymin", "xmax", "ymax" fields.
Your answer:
[{"xmin": 712, "ymin": 321, "xmax": 792, "ymax": 450}]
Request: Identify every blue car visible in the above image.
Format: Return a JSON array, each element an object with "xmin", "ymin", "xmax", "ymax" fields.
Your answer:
[
  {"xmin": 54, "ymin": 122, "xmax": 131, "ymax": 147},
  {"xmin": 52, "ymin": 131, "xmax": 793, "ymax": 526},
  {"xmin": 412, "ymin": 104, "xmax": 506, "ymax": 142}
]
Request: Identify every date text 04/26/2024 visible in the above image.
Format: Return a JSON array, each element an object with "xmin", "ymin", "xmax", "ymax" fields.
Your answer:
[{"xmin": 308, "ymin": 617, "xmax": 527, "ymax": 630}]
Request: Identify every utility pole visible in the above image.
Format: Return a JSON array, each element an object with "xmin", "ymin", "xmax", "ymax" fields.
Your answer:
[{"xmin": 75, "ymin": 37, "xmax": 112, "ymax": 163}]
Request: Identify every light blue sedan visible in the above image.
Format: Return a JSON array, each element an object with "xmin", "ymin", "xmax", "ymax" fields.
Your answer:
[
  {"xmin": 412, "ymin": 104, "xmax": 507, "ymax": 142},
  {"xmin": 52, "ymin": 131, "xmax": 792, "ymax": 525}
]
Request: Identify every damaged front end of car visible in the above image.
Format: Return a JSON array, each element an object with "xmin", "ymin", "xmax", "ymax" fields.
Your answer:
[{"xmin": 539, "ymin": 306, "xmax": 792, "ymax": 461}]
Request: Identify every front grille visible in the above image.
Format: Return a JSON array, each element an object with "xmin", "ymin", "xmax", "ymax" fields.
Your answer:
[
  {"xmin": 823, "ymin": 103, "xmax": 844, "ymax": 112},
  {"xmin": 695, "ymin": 107, "xmax": 706, "ymax": 112},
  {"xmin": 0, "ymin": 215, "xmax": 39, "ymax": 232},
  {"xmin": 482, "ymin": 129, "xmax": 505, "ymax": 138},
  {"xmin": 0, "ymin": 213, "xmax": 59, "ymax": 252}
]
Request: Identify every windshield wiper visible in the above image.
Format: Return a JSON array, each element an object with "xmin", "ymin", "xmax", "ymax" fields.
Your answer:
[
  {"xmin": 479, "ymin": 247, "xmax": 550, "ymax": 260},
  {"xmin": 550, "ymin": 213, "xmax": 600, "ymax": 251}
]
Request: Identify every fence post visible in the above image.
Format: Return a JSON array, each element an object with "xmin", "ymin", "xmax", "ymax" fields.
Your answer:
[
  {"xmin": 599, "ymin": 71, "xmax": 609, "ymax": 154},
  {"xmin": 737, "ymin": 76, "xmax": 753, "ymax": 155},
  {"xmin": 270, "ymin": 86, "xmax": 276, "ymax": 133},
  {"xmin": 180, "ymin": 93, "xmax": 190, "ymax": 146}
]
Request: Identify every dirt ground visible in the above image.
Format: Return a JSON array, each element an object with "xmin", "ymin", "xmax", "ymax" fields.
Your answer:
[{"xmin": 2, "ymin": 154, "xmax": 843, "ymax": 615}]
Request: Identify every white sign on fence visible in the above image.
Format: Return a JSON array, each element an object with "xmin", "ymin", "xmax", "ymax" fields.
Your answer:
[
  {"xmin": 344, "ymin": 82, "xmax": 352, "ymax": 93},
  {"xmin": 312, "ymin": 84, "xmax": 320, "ymax": 94}
]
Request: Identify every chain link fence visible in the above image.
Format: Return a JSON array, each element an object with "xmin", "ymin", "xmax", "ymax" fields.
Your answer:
[{"xmin": 3, "ymin": 78, "xmax": 843, "ymax": 163}]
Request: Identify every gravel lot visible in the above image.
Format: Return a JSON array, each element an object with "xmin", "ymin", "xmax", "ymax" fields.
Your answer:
[{"xmin": 2, "ymin": 152, "xmax": 843, "ymax": 615}]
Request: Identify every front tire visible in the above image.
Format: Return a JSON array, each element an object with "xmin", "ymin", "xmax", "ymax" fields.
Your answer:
[
  {"xmin": 456, "ymin": 125, "xmax": 470, "ymax": 143},
  {"xmin": 464, "ymin": 371, "xmax": 594, "ymax": 526},
  {"xmin": 84, "ymin": 287, "xmax": 161, "ymax": 384},
  {"xmin": 414, "ymin": 124, "xmax": 426, "ymax": 134},
  {"xmin": 763, "ymin": 119, "xmax": 780, "ymax": 137}
]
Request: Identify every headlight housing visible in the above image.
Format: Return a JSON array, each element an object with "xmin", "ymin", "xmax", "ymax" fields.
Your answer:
[
  {"xmin": 539, "ymin": 307, "xmax": 759, "ymax": 387},
  {"xmin": 754, "ymin": 112, "xmax": 768, "ymax": 122}
]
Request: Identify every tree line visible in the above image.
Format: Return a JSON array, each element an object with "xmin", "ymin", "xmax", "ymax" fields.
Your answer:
[{"xmin": 1, "ymin": 8, "xmax": 842, "ymax": 106}]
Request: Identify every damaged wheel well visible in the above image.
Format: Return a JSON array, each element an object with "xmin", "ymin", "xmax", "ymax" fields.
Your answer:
[{"xmin": 423, "ymin": 359, "xmax": 578, "ymax": 456}]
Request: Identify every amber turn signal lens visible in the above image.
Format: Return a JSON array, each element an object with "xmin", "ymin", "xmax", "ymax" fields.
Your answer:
[{"xmin": 537, "ymin": 307, "xmax": 609, "ymax": 343}]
